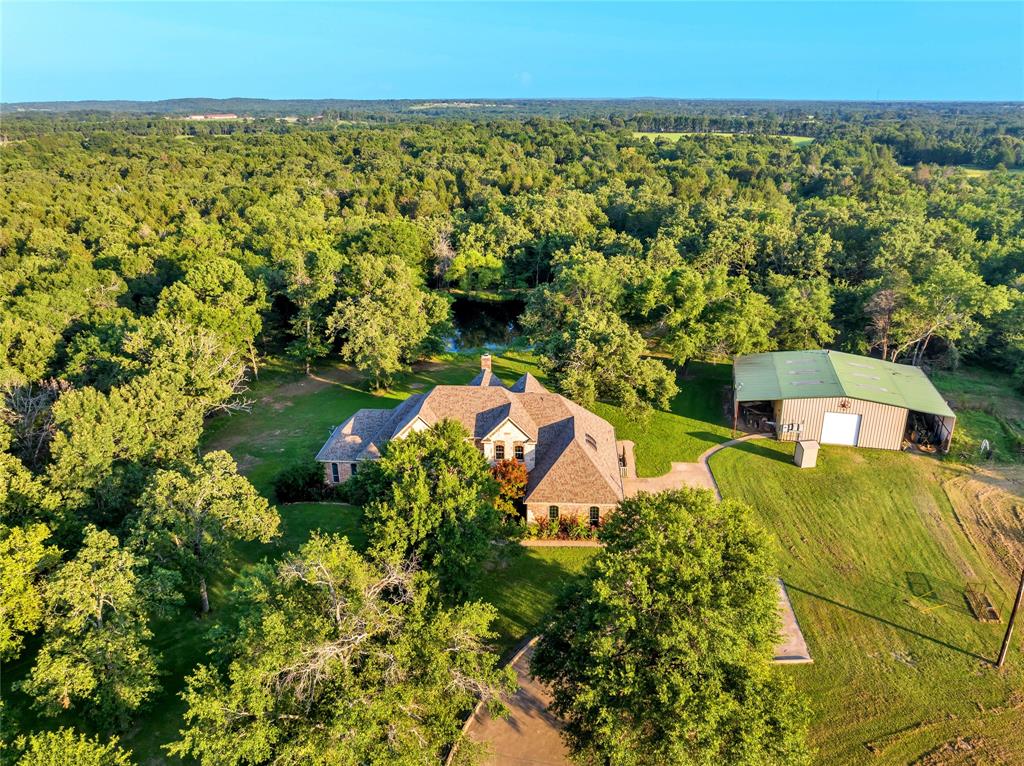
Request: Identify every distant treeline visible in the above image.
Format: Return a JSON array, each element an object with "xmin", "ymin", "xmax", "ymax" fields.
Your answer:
[{"xmin": 4, "ymin": 98, "xmax": 1022, "ymax": 168}]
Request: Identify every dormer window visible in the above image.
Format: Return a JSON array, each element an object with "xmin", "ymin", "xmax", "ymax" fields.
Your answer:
[{"xmin": 494, "ymin": 444, "xmax": 505, "ymax": 460}]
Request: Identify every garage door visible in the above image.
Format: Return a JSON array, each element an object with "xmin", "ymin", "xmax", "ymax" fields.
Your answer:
[{"xmin": 820, "ymin": 412, "xmax": 861, "ymax": 446}]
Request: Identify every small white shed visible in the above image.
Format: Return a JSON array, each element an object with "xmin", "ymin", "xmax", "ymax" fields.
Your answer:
[{"xmin": 794, "ymin": 440, "xmax": 819, "ymax": 468}]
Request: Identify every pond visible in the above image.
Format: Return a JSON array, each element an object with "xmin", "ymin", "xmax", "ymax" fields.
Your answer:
[{"xmin": 445, "ymin": 297, "xmax": 525, "ymax": 351}]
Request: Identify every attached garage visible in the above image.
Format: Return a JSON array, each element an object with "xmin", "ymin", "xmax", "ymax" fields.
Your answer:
[{"xmin": 732, "ymin": 350, "xmax": 956, "ymax": 453}]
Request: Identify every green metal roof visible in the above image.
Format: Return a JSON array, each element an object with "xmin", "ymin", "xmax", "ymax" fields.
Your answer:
[{"xmin": 733, "ymin": 350, "xmax": 955, "ymax": 418}]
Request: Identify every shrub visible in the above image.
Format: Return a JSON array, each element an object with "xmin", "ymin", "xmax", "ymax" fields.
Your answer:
[
  {"xmin": 272, "ymin": 460, "xmax": 334, "ymax": 503},
  {"xmin": 491, "ymin": 459, "xmax": 528, "ymax": 516},
  {"xmin": 568, "ymin": 516, "xmax": 590, "ymax": 540}
]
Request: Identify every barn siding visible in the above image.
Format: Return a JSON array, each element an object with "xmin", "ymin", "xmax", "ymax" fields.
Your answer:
[{"xmin": 776, "ymin": 397, "xmax": 908, "ymax": 451}]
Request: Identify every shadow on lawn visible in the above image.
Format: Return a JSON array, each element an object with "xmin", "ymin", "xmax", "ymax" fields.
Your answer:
[
  {"xmin": 484, "ymin": 545, "xmax": 590, "ymax": 660},
  {"xmin": 696, "ymin": 434, "xmax": 793, "ymax": 465},
  {"xmin": 786, "ymin": 582, "xmax": 991, "ymax": 663}
]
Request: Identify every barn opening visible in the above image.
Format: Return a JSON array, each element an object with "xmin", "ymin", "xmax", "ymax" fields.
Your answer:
[{"xmin": 733, "ymin": 350, "xmax": 956, "ymax": 454}]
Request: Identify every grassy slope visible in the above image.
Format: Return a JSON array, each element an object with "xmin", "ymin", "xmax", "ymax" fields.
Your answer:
[
  {"xmin": 932, "ymin": 367, "xmax": 1024, "ymax": 465},
  {"xmin": 711, "ymin": 440, "xmax": 1024, "ymax": 765},
  {"xmin": 478, "ymin": 546, "xmax": 598, "ymax": 655},
  {"xmin": 592, "ymin": 361, "xmax": 735, "ymax": 475}
]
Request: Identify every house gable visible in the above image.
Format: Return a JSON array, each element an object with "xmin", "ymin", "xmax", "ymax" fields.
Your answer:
[
  {"xmin": 316, "ymin": 356, "xmax": 624, "ymax": 505},
  {"xmin": 393, "ymin": 415, "xmax": 431, "ymax": 441},
  {"xmin": 481, "ymin": 416, "xmax": 533, "ymax": 445}
]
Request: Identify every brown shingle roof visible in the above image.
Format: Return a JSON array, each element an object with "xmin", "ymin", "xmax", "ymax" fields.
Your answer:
[
  {"xmin": 515, "ymin": 394, "xmax": 623, "ymax": 504},
  {"xmin": 316, "ymin": 373, "xmax": 623, "ymax": 505},
  {"xmin": 315, "ymin": 395, "xmax": 425, "ymax": 462},
  {"xmin": 468, "ymin": 368, "xmax": 507, "ymax": 388},
  {"xmin": 509, "ymin": 373, "xmax": 547, "ymax": 393}
]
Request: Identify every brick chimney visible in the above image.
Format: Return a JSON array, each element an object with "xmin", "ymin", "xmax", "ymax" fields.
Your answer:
[{"xmin": 480, "ymin": 354, "xmax": 492, "ymax": 371}]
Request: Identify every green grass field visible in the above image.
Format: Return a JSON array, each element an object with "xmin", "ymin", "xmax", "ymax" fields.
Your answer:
[
  {"xmin": 9, "ymin": 352, "xmax": 1024, "ymax": 764},
  {"xmin": 202, "ymin": 352, "xmax": 546, "ymax": 496},
  {"xmin": 900, "ymin": 163, "xmax": 1024, "ymax": 179},
  {"xmin": 634, "ymin": 131, "xmax": 815, "ymax": 147},
  {"xmin": 204, "ymin": 352, "xmax": 733, "ymax": 488},
  {"xmin": 479, "ymin": 546, "xmax": 598, "ymax": 655},
  {"xmin": 711, "ymin": 440, "xmax": 1024, "ymax": 765},
  {"xmin": 591, "ymin": 361, "xmax": 734, "ymax": 473},
  {"xmin": 931, "ymin": 367, "xmax": 1024, "ymax": 464}
]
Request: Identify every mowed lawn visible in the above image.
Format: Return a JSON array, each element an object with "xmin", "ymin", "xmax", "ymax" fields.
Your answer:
[
  {"xmin": 3, "ymin": 353, "xmax": 605, "ymax": 764},
  {"xmin": 711, "ymin": 440, "xmax": 1024, "ymax": 765},
  {"xmin": 202, "ymin": 351, "xmax": 547, "ymax": 496},
  {"xmin": 592, "ymin": 361, "xmax": 735, "ymax": 475},
  {"xmin": 205, "ymin": 353, "xmax": 736, "ymax": 486}
]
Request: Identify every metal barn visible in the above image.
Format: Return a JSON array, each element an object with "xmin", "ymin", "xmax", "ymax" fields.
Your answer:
[{"xmin": 733, "ymin": 350, "xmax": 956, "ymax": 453}]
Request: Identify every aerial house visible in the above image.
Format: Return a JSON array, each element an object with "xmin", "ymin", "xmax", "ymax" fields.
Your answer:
[{"xmin": 732, "ymin": 350, "xmax": 956, "ymax": 453}]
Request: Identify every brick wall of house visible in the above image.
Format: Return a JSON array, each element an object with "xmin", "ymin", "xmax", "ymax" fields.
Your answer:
[
  {"xmin": 322, "ymin": 461, "xmax": 355, "ymax": 485},
  {"xmin": 525, "ymin": 502, "xmax": 617, "ymax": 525}
]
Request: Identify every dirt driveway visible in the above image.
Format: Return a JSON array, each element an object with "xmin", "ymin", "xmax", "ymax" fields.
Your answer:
[{"xmin": 465, "ymin": 640, "xmax": 570, "ymax": 766}]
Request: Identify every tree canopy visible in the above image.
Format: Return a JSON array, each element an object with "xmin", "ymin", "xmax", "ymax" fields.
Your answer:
[
  {"xmin": 356, "ymin": 420, "xmax": 510, "ymax": 601},
  {"xmin": 531, "ymin": 489, "xmax": 809, "ymax": 765},
  {"xmin": 168, "ymin": 533, "xmax": 515, "ymax": 766},
  {"xmin": 17, "ymin": 526, "xmax": 180, "ymax": 727},
  {"xmin": 133, "ymin": 451, "xmax": 279, "ymax": 614}
]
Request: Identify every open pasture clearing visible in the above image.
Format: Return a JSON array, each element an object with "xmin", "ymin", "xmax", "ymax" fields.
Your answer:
[
  {"xmin": 634, "ymin": 131, "xmax": 815, "ymax": 146},
  {"xmin": 712, "ymin": 439, "xmax": 1024, "ymax": 765}
]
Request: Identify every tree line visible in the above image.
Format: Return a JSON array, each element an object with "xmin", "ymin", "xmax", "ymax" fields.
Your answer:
[{"xmin": 1, "ymin": 112, "xmax": 1021, "ymax": 761}]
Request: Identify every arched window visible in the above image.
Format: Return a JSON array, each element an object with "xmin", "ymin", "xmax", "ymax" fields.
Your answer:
[{"xmin": 494, "ymin": 443, "xmax": 505, "ymax": 460}]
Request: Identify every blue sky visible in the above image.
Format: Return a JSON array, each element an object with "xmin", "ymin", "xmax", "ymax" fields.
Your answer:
[{"xmin": 3, "ymin": 2, "xmax": 1022, "ymax": 102}]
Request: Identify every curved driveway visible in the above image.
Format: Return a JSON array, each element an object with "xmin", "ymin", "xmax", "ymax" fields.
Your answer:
[{"xmin": 465, "ymin": 433, "xmax": 811, "ymax": 765}]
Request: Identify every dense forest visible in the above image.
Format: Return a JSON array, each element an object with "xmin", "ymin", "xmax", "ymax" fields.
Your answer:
[
  {"xmin": 1, "ymin": 109, "xmax": 1022, "ymax": 762},
  {"xmin": 2, "ymin": 114, "xmax": 1022, "ymax": 397}
]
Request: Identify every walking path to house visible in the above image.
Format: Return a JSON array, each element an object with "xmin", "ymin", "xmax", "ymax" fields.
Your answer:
[
  {"xmin": 464, "ymin": 639, "xmax": 568, "ymax": 766},
  {"xmin": 463, "ymin": 434, "xmax": 812, "ymax": 765}
]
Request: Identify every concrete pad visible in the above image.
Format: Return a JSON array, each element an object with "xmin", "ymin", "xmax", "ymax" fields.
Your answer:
[
  {"xmin": 623, "ymin": 461, "xmax": 717, "ymax": 496},
  {"xmin": 775, "ymin": 579, "xmax": 813, "ymax": 663}
]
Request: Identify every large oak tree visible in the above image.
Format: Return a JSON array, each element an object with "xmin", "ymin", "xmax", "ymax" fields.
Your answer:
[{"xmin": 532, "ymin": 489, "xmax": 809, "ymax": 766}]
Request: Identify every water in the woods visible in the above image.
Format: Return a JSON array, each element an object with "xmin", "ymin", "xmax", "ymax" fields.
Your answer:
[{"xmin": 445, "ymin": 297, "xmax": 525, "ymax": 351}]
